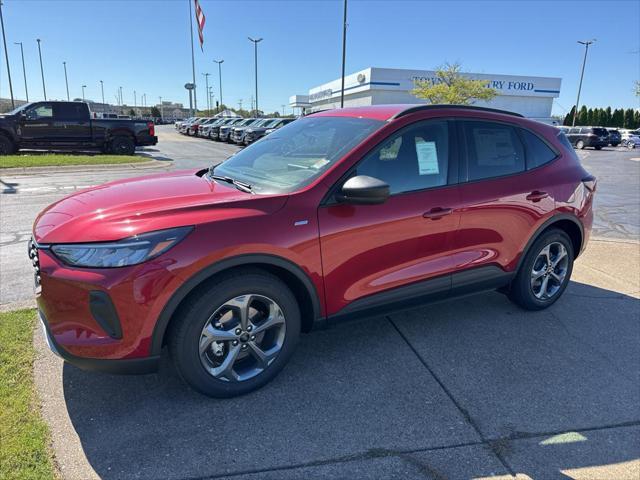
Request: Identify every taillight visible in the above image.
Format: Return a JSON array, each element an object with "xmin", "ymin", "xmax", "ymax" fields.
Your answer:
[
  {"xmin": 148, "ymin": 121, "xmax": 155, "ymax": 136},
  {"xmin": 582, "ymin": 175, "xmax": 597, "ymax": 193}
]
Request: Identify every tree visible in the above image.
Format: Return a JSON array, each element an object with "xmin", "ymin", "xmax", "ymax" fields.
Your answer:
[
  {"xmin": 612, "ymin": 108, "xmax": 624, "ymax": 127},
  {"xmin": 128, "ymin": 108, "xmax": 136, "ymax": 117},
  {"xmin": 577, "ymin": 106, "xmax": 588, "ymax": 125},
  {"xmin": 634, "ymin": 110, "xmax": 640, "ymax": 129},
  {"xmin": 563, "ymin": 106, "xmax": 576, "ymax": 126},
  {"xmin": 411, "ymin": 62, "xmax": 497, "ymax": 105},
  {"xmin": 635, "ymin": 80, "xmax": 640, "ymax": 98},
  {"xmin": 623, "ymin": 108, "xmax": 635, "ymax": 128},
  {"xmin": 603, "ymin": 107, "xmax": 612, "ymax": 127},
  {"xmin": 150, "ymin": 106, "xmax": 161, "ymax": 117}
]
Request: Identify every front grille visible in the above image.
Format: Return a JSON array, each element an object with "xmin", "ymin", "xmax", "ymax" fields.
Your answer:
[{"xmin": 28, "ymin": 238, "xmax": 41, "ymax": 287}]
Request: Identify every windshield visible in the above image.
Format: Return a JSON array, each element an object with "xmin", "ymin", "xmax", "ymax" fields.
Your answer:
[
  {"xmin": 6, "ymin": 103, "xmax": 32, "ymax": 115},
  {"xmin": 211, "ymin": 116, "xmax": 384, "ymax": 194}
]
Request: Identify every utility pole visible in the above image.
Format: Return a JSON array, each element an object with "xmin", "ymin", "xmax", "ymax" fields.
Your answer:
[
  {"xmin": 248, "ymin": 37, "xmax": 262, "ymax": 116},
  {"xmin": 63, "ymin": 62, "xmax": 70, "ymax": 100},
  {"xmin": 340, "ymin": 0, "xmax": 348, "ymax": 108},
  {"xmin": 188, "ymin": 0, "xmax": 197, "ymax": 115},
  {"xmin": 119, "ymin": 86, "xmax": 123, "ymax": 106},
  {"xmin": 281, "ymin": 104, "xmax": 285, "ymax": 116},
  {"xmin": 81, "ymin": 84, "xmax": 86, "ymax": 102},
  {"xmin": 159, "ymin": 96, "xmax": 163, "ymax": 120},
  {"xmin": 36, "ymin": 38, "xmax": 46, "ymax": 100},
  {"xmin": 0, "ymin": 1, "xmax": 15, "ymax": 108},
  {"xmin": 214, "ymin": 59, "xmax": 224, "ymax": 111},
  {"xmin": 572, "ymin": 39, "xmax": 595, "ymax": 127},
  {"xmin": 14, "ymin": 41, "xmax": 28, "ymax": 102},
  {"xmin": 100, "ymin": 80, "xmax": 105, "ymax": 111},
  {"xmin": 202, "ymin": 72, "xmax": 210, "ymax": 112},
  {"xmin": 134, "ymin": 90, "xmax": 137, "ymax": 115},
  {"xmin": 238, "ymin": 99, "xmax": 243, "ymax": 112}
]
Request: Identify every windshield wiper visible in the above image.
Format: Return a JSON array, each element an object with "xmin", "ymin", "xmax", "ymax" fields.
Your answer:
[{"xmin": 209, "ymin": 173, "xmax": 253, "ymax": 193}]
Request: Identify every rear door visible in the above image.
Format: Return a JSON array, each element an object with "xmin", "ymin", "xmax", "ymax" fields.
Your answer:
[
  {"xmin": 51, "ymin": 103, "xmax": 91, "ymax": 142},
  {"xmin": 20, "ymin": 103, "xmax": 55, "ymax": 143},
  {"xmin": 451, "ymin": 119, "xmax": 558, "ymax": 287},
  {"xmin": 318, "ymin": 119, "xmax": 460, "ymax": 317}
]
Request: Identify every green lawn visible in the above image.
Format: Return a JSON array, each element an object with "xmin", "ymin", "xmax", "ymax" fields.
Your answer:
[
  {"xmin": 0, "ymin": 154, "xmax": 145, "ymax": 169},
  {"xmin": 0, "ymin": 310, "xmax": 56, "ymax": 480}
]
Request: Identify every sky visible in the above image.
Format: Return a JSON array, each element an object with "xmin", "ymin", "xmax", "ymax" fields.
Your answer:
[{"xmin": 1, "ymin": 0, "xmax": 639, "ymax": 116}]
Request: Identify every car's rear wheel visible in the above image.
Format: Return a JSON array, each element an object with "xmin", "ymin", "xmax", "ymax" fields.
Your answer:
[
  {"xmin": 0, "ymin": 133, "xmax": 16, "ymax": 155},
  {"xmin": 508, "ymin": 229, "xmax": 574, "ymax": 310},
  {"xmin": 110, "ymin": 136, "xmax": 135, "ymax": 155},
  {"xmin": 595, "ymin": 145, "xmax": 602, "ymax": 150},
  {"xmin": 169, "ymin": 269, "xmax": 301, "ymax": 397},
  {"xmin": 576, "ymin": 140, "xmax": 585, "ymax": 149}
]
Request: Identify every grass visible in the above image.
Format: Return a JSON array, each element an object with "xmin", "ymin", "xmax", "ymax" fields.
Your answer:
[
  {"xmin": 0, "ymin": 310, "xmax": 56, "ymax": 480},
  {"xmin": 0, "ymin": 154, "xmax": 145, "ymax": 169}
]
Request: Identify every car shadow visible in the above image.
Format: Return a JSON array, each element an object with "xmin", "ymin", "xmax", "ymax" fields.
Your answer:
[
  {"xmin": 61, "ymin": 280, "xmax": 639, "ymax": 479},
  {"xmin": 0, "ymin": 179, "xmax": 19, "ymax": 194}
]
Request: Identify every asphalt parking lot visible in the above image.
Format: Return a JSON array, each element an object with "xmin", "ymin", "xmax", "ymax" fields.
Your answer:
[{"xmin": 2, "ymin": 126, "xmax": 640, "ymax": 479}]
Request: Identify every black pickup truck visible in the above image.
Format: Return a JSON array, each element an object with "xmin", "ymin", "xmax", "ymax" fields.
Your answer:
[{"xmin": 0, "ymin": 101, "xmax": 157, "ymax": 155}]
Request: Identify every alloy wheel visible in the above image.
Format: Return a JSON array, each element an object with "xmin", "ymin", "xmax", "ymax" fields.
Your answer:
[
  {"xmin": 530, "ymin": 242, "xmax": 569, "ymax": 300},
  {"xmin": 198, "ymin": 294, "xmax": 286, "ymax": 382}
]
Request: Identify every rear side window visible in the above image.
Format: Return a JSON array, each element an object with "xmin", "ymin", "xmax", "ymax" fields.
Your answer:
[
  {"xmin": 557, "ymin": 132, "xmax": 581, "ymax": 163},
  {"xmin": 54, "ymin": 103, "xmax": 86, "ymax": 121},
  {"xmin": 519, "ymin": 129, "xmax": 557, "ymax": 169},
  {"xmin": 462, "ymin": 121, "xmax": 525, "ymax": 181}
]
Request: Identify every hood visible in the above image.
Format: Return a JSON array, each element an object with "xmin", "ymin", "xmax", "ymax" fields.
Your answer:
[{"xmin": 33, "ymin": 169, "xmax": 287, "ymax": 244}]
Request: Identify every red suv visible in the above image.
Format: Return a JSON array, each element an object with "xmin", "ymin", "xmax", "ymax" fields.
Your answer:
[{"xmin": 31, "ymin": 105, "xmax": 595, "ymax": 397}]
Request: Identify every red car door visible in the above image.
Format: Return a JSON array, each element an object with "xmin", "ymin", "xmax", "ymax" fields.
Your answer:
[
  {"xmin": 451, "ymin": 119, "xmax": 558, "ymax": 286},
  {"xmin": 318, "ymin": 119, "xmax": 461, "ymax": 318}
]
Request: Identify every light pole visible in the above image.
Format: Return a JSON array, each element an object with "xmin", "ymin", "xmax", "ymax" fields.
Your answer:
[
  {"xmin": 202, "ymin": 73, "xmax": 210, "ymax": 112},
  {"xmin": 63, "ymin": 62, "xmax": 70, "ymax": 100},
  {"xmin": 159, "ymin": 96, "xmax": 163, "ymax": 120},
  {"xmin": 248, "ymin": 37, "xmax": 262, "ymax": 116},
  {"xmin": 573, "ymin": 39, "xmax": 596, "ymax": 127},
  {"xmin": 281, "ymin": 104, "xmax": 285, "ymax": 116},
  {"xmin": 214, "ymin": 59, "xmax": 224, "ymax": 111},
  {"xmin": 0, "ymin": 1, "xmax": 15, "ymax": 108},
  {"xmin": 99, "ymin": 80, "xmax": 105, "ymax": 111},
  {"xmin": 340, "ymin": 0, "xmax": 348, "ymax": 108},
  {"xmin": 15, "ymin": 42, "xmax": 28, "ymax": 102},
  {"xmin": 81, "ymin": 84, "xmax": 86, "ymax": 102},
  {"xmin": 119, "ymin": 86, "xmax": 123, "ymax": 106},
  {"xmin": 208, "ymin": 86, "xmax": 214, "ymax": 113},
  {"xmin": 36, "ymin": 38, "xmax": 46, "ymax": 100}
]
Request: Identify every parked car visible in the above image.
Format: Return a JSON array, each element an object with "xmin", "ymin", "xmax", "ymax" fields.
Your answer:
[
  {"xmin": 219, "ymin": 118, "xmax": 257, "ymax": 142},
  {"xmin": 178, "ymin": 117, "xmax": 199, "ymax": 134},
  {"xmin": 565, "ymin": 126, "xmax": 609, "ymax": 150},
  {"xmin": 175, "ymin": 118, "xmax": 194, "ymax": 130},
  {"xmin": 187, "ymin": 117, "xmax": 213, "ymax": 136},
  {"xmin": 210, "ymin": 117, "xmax": 243, "ymax": 140},
  {"xmin": 243, "ymin": 118, "xmax": 296, "ymax": 145},
  {"xmin": 606, "ymin": 129, "xmax": 621, "ymax": 147},
  {"xmin": 0, "ymin": 101, "xmax": 157, "ymax": 155},
  {"xmin": 196, "ymin": 118, "xmax": 219, "ymax": 137},
  {"xmin": 230, "ymin": 118, "xmax": 273, "ymax": 144},
  {"xmin": 622, "ymin": 134, "xmax": 640, "ymax": 149},
  {"xmin": 31, "ymin": 104, "xmax": 595, "ymax": 397}
]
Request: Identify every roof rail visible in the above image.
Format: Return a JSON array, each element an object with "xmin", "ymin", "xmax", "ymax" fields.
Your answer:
[{"xmin": 392, "ymin": 104, "xmax": 524, "ymax": 120}]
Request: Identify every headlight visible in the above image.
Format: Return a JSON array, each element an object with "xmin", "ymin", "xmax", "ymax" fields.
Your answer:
[{"xmin": 50, "ymin": 226, "xmax": 193, "ymax": 268}]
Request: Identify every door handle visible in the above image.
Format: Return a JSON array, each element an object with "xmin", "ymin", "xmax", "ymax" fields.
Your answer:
[
  {"xmin": 423, "ymin": 207, "xmax": 453, "ymax": 220},
  {"xmin": 526, "ymin": 191, "xmax": 549, "ymax": 202}
]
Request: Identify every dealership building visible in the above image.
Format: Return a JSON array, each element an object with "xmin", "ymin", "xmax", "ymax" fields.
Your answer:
[{"xmin": 290, "ymin": 67, "xmax": 562, "ymax": 124}]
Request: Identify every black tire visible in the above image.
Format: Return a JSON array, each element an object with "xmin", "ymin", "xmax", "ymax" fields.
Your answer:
[
  {"xmin": 110, "ymin": 136, "xmax": 135, "ymax": 155},
  {"xmin": 576, "ymin": 140, "xmax": 585, "ymax": 149},
  {"xmin": 0, "ymin": 133, "xmax": 17, "ymax": 155},
  {"xmin": 169, "ymin": 268, "xmax": 301, "ymax": 398},
  {"xmin": 508, "ymin": 229, "xmax": 574, "ymax": 311},
  {"xmin": 594, "ymin": 145, "xmax": 602, "ymax": 150}
]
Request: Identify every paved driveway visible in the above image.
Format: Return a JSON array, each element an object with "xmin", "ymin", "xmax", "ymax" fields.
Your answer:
[{"xmin": 34, "ymin": 239, "xmax": 640, "ymax": 480}]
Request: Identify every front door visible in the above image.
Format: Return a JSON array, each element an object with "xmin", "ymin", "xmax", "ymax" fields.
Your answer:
[
  {"xmin": 318, "ymin": 119, "xmax": 460, "ymax": 318},
  {"xmin": 20, "ymin": 103, "xmax": 55, "ymax": 143}
]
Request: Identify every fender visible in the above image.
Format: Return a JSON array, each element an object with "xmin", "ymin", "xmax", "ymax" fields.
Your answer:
[
  {"xmin": 150, "ymin": 254, "xmax": 322, "ymax": 356},
  {"xmin": 514, "ymin": 213, "xmax": 584, "ymax": 273}
]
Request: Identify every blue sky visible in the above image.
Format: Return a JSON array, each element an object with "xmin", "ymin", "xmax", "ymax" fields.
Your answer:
[{"xmin": 1, "ymin": 0, "xmax": 639, "ymax": 116}]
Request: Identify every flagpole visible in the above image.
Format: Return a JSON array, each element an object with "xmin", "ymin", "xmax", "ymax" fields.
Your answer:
[{"xmin": 188, "ymin": 0, "xmax": 197, "ymax": 116}]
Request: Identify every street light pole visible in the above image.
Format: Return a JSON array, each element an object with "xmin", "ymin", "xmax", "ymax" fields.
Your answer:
[
  {"xmin": 36, "ymin": 38, "xmax": 46, "ymax": 100},
  {"xmin": 214, "ymin": 59, "xmax": 224, "ymax": 112},
  {"xmin": 159, "ymin": 96, "xmax": 163, "ymax": 120},
  {"xmin": 81, "ymin": 84, "xmax": 86, "ymax": 102},
  {"xmin": 248, "ymin": 37, "xmax": 262, "ymax": 117},
  {"xmin": 99, "ymin": 80, "xmax": 105, "ymax": 111},
  {"xmin": 572, "ymin": 39, "xmax": 595, "ymax": 127},
  {"xmin": 188, "ymin": 0, "xmax": 197, "ymax": 115},
  {"xmin": 15, "ymin": 41, "xmax": 28, "ymax": 102},
  {"xmin": 202, "ymin": 72, "xmax": 210, "ymax": 112},
  {"xmin": 0, "ymin": 1, "xmax": 15, "ymax": 108},
  {"xmin": 340, "ymin": 0, "xmax": 348, "ymax": 108},
  {"xmin": 63, "ymin": 61, "xmax": 70, "ymax": 100},
  {"xmin": 119, "ymin": 86, "xmax": 123, "ymax": 106}
]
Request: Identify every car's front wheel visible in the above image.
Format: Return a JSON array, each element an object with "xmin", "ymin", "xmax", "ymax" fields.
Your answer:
[
  {"xmin": 169, "ymin": 269, "xmax": 301, "ymax": 397},
  {"xmin": 508, "ymin": 229, "xmax": 574, "ymax": 310}
]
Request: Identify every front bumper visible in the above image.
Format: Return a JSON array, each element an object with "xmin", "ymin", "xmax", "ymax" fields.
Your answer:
[{"xmin": 38, "ymin": 309, "xmax": 159, "ymax": 374}]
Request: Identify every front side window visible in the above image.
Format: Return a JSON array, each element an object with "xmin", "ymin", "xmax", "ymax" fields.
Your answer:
[
  {"xmin": 568, "ymin": 128, "xmax": 580, "ymax": 134},
  {"xmin": 26, "ymin": 104, "xmax": 53, "ymax": 120},
  {"xmin": 462, "ymin": 121, "xmax": 525, "ymax": 181},
  {"xmin": 211, "ymin": 116, "xmax": 383, "ymax": 194},
  {"xmin": 356, "ymin": 120, "xmax": 450, "ymax": 195}
]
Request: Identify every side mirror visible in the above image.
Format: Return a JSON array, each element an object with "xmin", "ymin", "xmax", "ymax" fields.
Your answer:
[{"xmin": 336, "ymin": 175, "xmax": 390, "ymax": 205}]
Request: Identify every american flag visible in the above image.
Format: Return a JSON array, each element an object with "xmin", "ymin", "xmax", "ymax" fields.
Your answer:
[{"xmin": 194, "ymin": 0, "xmax": 206, "ymax": 50}]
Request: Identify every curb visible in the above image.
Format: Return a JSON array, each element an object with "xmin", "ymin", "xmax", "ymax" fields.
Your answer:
[{"xmin": 0, "ymin": 159, "xmax": 170, "ymax": 176}]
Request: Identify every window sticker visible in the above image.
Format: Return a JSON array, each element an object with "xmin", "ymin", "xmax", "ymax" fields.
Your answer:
[
  {"xmin": 474, "ymin": 128, "xmax": 516, "ymax": 166},
  {"xmin": 415, "ymin": 140, "xmax": 440, "ymax": 175}
]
